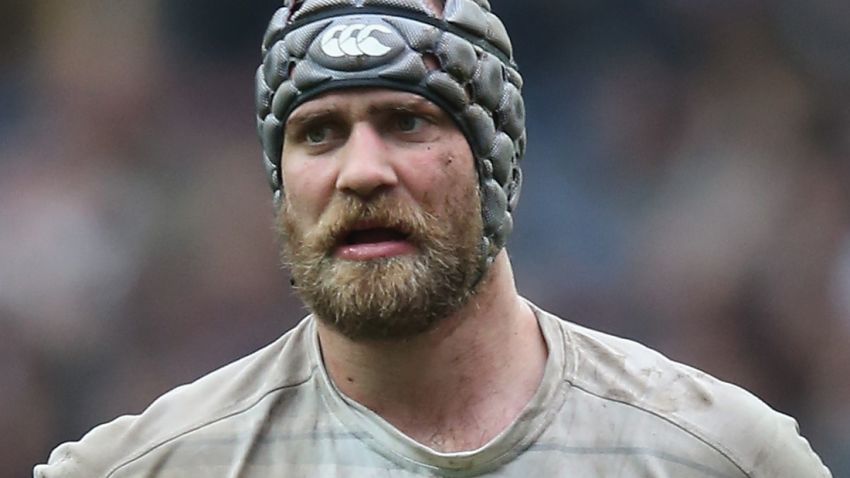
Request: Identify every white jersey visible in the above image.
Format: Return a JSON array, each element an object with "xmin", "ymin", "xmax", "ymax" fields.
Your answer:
[{"xmin": 35, "ymin": 302, "xmax": 831, "ymax": 477}]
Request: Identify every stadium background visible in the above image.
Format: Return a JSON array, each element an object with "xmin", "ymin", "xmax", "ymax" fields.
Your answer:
[{"xmin": 1, "ymin": 1, "xmax": 848, "ymax": 475}]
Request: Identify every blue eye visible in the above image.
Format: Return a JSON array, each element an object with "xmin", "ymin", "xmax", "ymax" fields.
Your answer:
[
  {"xmin": 306, "ymin": 126, "xmax": 329, "ymax": 144},
  {"xmin": 396, "ymin": 114, "xmax": 422, "ymax": 132}
]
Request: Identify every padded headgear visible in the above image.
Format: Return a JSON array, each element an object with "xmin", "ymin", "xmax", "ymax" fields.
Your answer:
[{"xmin": 256, "ymin": 0, "xmax": 526, "ymax": 267}]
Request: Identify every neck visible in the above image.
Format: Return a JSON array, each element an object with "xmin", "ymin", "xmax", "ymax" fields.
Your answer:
[{"xmin": 316, "ymin": 252, "xmax": 547, "ymax": 452}]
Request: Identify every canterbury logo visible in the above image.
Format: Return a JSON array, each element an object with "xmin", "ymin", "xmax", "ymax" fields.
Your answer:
[{"xmin": 321, "ymin": 24, "xmax": 393, "ymax": 58}]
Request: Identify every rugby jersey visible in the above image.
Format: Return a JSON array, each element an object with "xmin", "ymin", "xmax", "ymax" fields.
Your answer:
[{"xmin": 35, "ymin": 302, "xmax": 831, "ymax": 477}]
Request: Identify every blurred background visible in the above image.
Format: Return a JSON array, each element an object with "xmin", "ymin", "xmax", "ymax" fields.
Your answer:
[{"xmin": 1, "ymin": 0, "xmax": 849, "ymax": 476}]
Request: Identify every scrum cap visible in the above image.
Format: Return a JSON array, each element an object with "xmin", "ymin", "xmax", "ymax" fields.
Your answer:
[{"xmin": 256, "ymin": 0, "xmax": 526, "ymax": 266}]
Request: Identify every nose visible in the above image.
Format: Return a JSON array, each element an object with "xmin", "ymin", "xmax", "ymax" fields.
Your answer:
[{"xmin": 335, "ymin": 122, "xmax": 398, "ymax": 198}]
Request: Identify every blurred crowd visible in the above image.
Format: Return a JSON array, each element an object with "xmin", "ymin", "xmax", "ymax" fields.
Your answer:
[{"xmin": 1, "ymin": 1, "xmax": 848, "ymax": 476}]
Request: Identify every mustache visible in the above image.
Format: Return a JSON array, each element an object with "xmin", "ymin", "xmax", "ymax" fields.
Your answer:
[{"xmin": 301, "ymin": 195, "xmax": 434, "ymax": 254}]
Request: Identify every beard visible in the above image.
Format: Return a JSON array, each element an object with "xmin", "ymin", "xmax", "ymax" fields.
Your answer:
[{"xmin": 277, "ymin": 185, "xmax": 485, "ymax": 341}]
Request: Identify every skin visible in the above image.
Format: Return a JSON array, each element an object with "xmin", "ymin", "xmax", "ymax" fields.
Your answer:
[
  {"xmin": 282, "ymin": 90, "xmax": 466, "ymax": 252},
  {"xmin": 281, "ymin": 89, "xmax": 548, "ymax": 452}
]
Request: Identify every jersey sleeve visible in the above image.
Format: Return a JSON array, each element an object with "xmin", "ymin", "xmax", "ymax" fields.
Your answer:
[
  {"xmin": 33, "ymin": 415, "xmax": 137, "ymax": 478},
  {"xmin": 747, "ymin": 410, "xmax": 832, "ymax": 477}
]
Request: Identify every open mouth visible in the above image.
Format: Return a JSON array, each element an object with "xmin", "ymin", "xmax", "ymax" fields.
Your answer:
[
  {"xmin": 343, "ymin": 227, "xmax": 409, "ymax": 245},
  {"xmin": 334, "ymin": 224, "xmax": 416, "ymax": 260}
]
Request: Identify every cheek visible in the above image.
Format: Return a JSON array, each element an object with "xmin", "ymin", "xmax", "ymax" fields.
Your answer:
[
  {"xmin": 437, "ymin": 146, "xmax": 477, "ymax": 203},
  {"xmin": 396, "ymin": 154, "xmax": 440, "ymax": 206},
  {"xmin": 401, "ymin": 144, "xmax": 476, "ymax": 207},
  {"xmin": 281, "ymin": 158, "xmax": 337, "ymax": 221}
]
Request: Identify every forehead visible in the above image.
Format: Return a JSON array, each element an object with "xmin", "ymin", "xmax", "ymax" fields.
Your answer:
[{"xmin": 287, "ymin": 89, "xmax": 444, "ymax": 123}]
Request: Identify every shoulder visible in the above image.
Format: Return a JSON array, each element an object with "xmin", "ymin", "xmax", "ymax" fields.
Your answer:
[
  {"xmin": 535, "ymin": 305, "xmax": 831, "ymax": 477},
  {"xmin": 34, "ymin": 317, "xmax": 319, "ymax": 478}
]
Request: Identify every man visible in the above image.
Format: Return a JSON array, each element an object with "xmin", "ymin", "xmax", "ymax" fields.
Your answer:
[{"xmin": 36, "ymin": 0, "xmax": 831, "ymax": 476}]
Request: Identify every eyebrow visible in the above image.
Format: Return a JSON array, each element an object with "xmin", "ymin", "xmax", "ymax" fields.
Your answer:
[
  {"xmin": 286, "ymin": 95, "xmax": 442, "ymax": 127},
  {"xmin": 285, "ymin": 109, "xmax": 339, "ymax": 129},
  {"xmin": 368, "ymin": 97, "xmax": 437, "ymax": 114},
  {"xmin": 369, "ymin": 102, "xmax": 443, "ymax": 120}
]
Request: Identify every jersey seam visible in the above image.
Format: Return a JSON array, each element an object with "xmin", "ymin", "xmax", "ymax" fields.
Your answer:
[
  {"xmin": 103, "ymin": 364, "xmax": 319, "ymax": 478},
  {"xmin": 566, "ymin": 381, "xmax": 751, "ymax": 478}
]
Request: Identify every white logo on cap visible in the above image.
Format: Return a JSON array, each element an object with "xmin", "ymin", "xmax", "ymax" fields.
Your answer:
[{"xmin": 321, "ymin": 24, "xmax": 393, "ymax": 58}]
